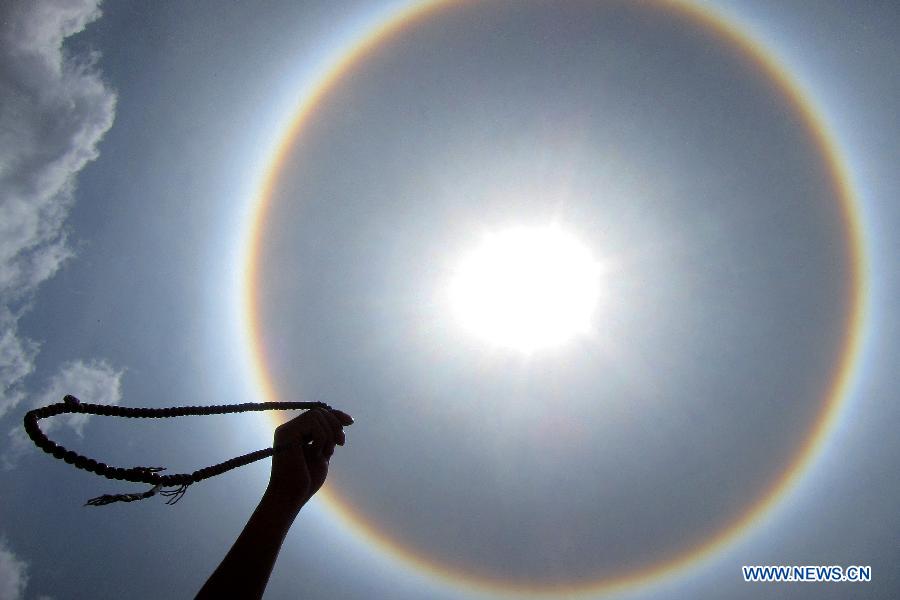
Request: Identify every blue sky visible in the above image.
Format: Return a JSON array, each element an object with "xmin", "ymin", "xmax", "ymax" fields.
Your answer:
[{"xmin": 0, "ymin": 1, "xmax": 898, "ymax": 599}]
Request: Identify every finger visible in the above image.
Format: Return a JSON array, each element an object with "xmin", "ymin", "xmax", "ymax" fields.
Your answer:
[
  {"xmin": 299, "ymin": 411, "xmax": 328, "ymax": 454},
  {"xmin": 310, "ymin": 409, "xmax": 337, "ymax": 458},
  {"xmin": 275, "ymin": 410, "xmax": 313, "ymax": 440},
  {"xmin": 330, "ymin": 409, "xmax": 354, "ymax": 426},
  {"xmin": 273, "ymin": 418, "xmax": 303, "ymax": 448},
  {"xmin": 318, "ymin": 407, "xmax": 346, "ymax": 446},
  {"xmin": 312, "ymin": 409, "xmax": 337, "ymax": 458}
]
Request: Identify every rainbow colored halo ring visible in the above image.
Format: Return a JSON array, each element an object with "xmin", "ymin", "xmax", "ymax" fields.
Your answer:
[{"xmin": 239, "ymin": 0, "xmax": 868, "ymax": 596}]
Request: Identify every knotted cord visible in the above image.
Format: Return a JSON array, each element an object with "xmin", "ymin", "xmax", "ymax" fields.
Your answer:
[{"xmin": 23, "ymin": 394, "xmax": 332, "ymax": 506}]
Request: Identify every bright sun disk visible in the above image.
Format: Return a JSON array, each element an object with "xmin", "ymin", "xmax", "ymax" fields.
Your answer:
[{"xmin": 449, "ymin": 226, "xmax": 601, "ymax": 352}]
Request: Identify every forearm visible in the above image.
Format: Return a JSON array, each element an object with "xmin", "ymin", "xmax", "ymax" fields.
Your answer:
[{"xmin": 196, "ymin": 490, "xmax": 302, "ymax": 599}]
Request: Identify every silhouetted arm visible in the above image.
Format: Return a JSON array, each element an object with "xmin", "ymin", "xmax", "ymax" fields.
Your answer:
[{"xmin": 196, "ymin": 407, "xmax": 352, "ymax": 599}]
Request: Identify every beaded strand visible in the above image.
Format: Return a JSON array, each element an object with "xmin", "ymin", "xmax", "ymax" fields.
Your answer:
[{"xmin": 23, "ymin": 394, "xmax": 332, "ymax": 506}]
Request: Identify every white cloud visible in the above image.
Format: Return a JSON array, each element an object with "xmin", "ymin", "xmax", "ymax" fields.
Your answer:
[
  {"xmin": 0, "ymin": 309, "xmax": 37, "ymax": 420},
  {"xmin": 0, "ymin": 0, "xmax": 117, "ymax": 419},
  {"xmin": 4, "ymin": 359, "xmax": 122, "ymax": 468},
  {"xmin": 0, "ymin": 537, "xmax": 28, "ymax": 600},
  {"xmin": 32, "ymin": 359, "xmax": 123, "ymax": 436}
]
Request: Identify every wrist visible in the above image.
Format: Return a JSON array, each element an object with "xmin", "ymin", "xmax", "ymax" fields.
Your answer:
[{"xmin": 261, "ymin": 486, "xmax": 306, "ymax": 518}]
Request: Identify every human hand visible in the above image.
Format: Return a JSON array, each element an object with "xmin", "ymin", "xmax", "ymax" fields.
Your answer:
[{"xmin": 265, "ymin": 407, "xmax": 353, "ymax": 514}]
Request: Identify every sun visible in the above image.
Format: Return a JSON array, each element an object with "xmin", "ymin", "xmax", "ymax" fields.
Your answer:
[{"xmin": 448, "ymin": 225, "xmax": 601, "ymax": 353}]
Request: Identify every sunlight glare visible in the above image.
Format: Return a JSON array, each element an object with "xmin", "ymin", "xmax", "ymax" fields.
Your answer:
[{"xmin": 448, "ymin": 226, "xmax": 601, "ymax": 352}]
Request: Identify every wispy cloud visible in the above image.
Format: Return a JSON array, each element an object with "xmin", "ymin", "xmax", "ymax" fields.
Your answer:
[
  {"xmin": 4, "ymin": 359, "xmax": 122, "ymax": 468},
  {"xmin": 0, "ymin": 310, "xmax": 37, "ymax": 421},
  {"xmin": 0, "ymin": 0, "xmax": 117, "ymax": 419},
  {"xmin": 0, "ymin": 537, "xmax": 28, "ymax": 600},
  {"xmin": 33, "ymin": 359, "xmax": 122, "ymax": 436}
]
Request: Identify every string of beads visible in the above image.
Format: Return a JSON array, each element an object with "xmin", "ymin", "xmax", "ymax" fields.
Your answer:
[{"xmin": 23, "ymin": 394, "xmax": 331, "ymax": 506}]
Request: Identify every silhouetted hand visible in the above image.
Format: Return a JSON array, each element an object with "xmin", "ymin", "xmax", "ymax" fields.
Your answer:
[
  {"xmin": 266, "ymin": 407, "xmax": 354, "ymax": 514},
  {"xmin": 197, "ymin": 406, "xmax": 353, "ymax": 600}
]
